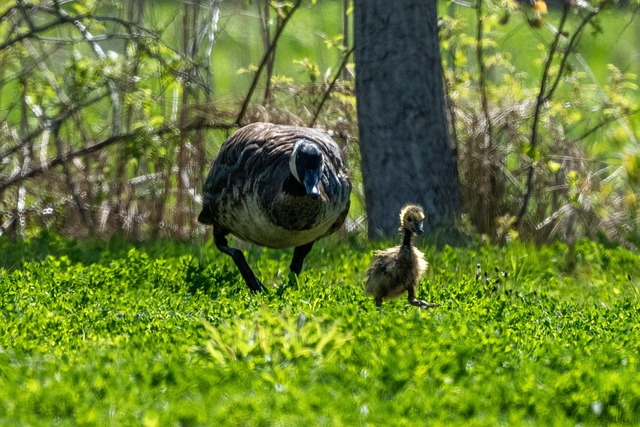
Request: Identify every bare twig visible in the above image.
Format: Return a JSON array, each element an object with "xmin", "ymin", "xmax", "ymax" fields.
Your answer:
[
  {"xmin": 52, "ymin": 0, "xmax": 122, "ymax": 135},
  {"xmin": 259, "ymin": 0, "xmax": 275, "ymax": 105},
  {"xmin": 0, "ymin": 12, "xmax": 81, "ymax": 51},
  {"xmin": 236, "ymin": 0, "xmax": 302, "ymax": 125},
  {"xmin": 475, "ymin": 0, "xmax": 493, "ymax": 149},
  {"xmin": 0, "ymin": 121, "xmax": 236, "ymax": 194},
  {"xmin": 542, "ymin": 10, "xmax": 599, "ymax": 104},
  {"xmin": 342, "ymin": 0, "xmax": 350, "ymax": 80},
  {"xmin": 516, "ymin": 4, "xmax": 610, "ymax": 227},
  {"xmin": 0, "ymin": 93, "xmax": 108, "ymax": 163},
  {"xmin": 309, "ymin": 46, "xmax": 354, "ymax": 127},
  {"xmin": 515, "ymin": 5, "xmax": 570, "ymax": 227},
  {"xmin": 570, "ymin": 108, "xmax": 640, "ymax": 145},
  {"xmin": 52, "ymin": 120, "xmax": 95, "ymax": 233}
]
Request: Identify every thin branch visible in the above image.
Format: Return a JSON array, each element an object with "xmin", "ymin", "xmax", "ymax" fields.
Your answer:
[
  {"xmin": 0, "ymin": 120, "xmax": 236, "ymax": 193},
  {"xmin": 52, "ymin": 0, "xmax": 122, "ymax": 135},
  {"xmin": 514, "ymin": 5, "xmax": 570, "ymax": 227},
  {"xmin": 32, "ymin": 33, "xmax": 150, "ymax": 43},
  {"xmin": 16, "ymin": 0, "xmax": 35, "ymax": 32},
  {"xmin": 475, "ymin": 0, "xmax": 493, "ymax": 148},
  {"xmin": 342, "ymin": 0, "xmax": 350, "ymax": 80},
  {"xmin": 571, "ymin": 50, "xmax": 639, "ymax": 147},
  {"xmin": 542, "ymin": 10, "xmax": 599, "ymax": 104},
  {"xmin": 0, "ymin": 93, "xmax": 108, "ymax": 163},
  {"xmin": 0, "ymin": 4, "xmax": 205, "ymax": 94},
  {"xmin": 570, "ymin": 108, "xmax": 640, "ymax": 145},
  {"xmin": 542, "ymin": 9, "xmax": 639, "ymax": 148},
  {"xmin": 309, "ymin": 46, "xmax": 354, "ymax": 128},
  {"xmin": 259, "ymin": 0, "xmax": 275, "ymax": 105},
  {"xmin": 52, "ymin": 119, "xmax": 95, "ymax": 233},
  {"xmin": 236, "ymin": 0, "xmax": 302, "ymax": 126},
  {"xmin": 0, "ymin": 5, "xmax": 18, "ymax": 23},
  {"xmin": 0, "ymin": 13, "xmax": 81, "ymax": 51}
]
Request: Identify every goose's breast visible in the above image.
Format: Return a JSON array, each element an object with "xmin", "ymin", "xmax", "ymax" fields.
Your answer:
[{"xmin": 221, "ymin": 192, "xmax": 341, "ymax": 248}]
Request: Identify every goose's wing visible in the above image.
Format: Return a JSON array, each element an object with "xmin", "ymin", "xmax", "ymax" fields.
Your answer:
[{"xmin": 198, "ymin": 123, "xmax": 291, "ymax": 224}]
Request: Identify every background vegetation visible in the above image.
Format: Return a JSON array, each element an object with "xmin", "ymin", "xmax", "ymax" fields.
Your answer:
[
  {"xmin": 445, "ymin": 1, "xmax": 640, "ymax": 247},
  {"xmin": 0, "ymin": 0, "xmax": 356, "ymax": 240},
  {"xmin": 0, "ymin": 0, "xmax": 638, "ymax": 245}
]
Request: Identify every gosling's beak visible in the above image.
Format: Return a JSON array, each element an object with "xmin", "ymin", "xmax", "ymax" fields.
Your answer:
[
  {"xmin": 303, "ymin": 169, "xmax": 321, "ymax": 198},
  {"xmin": 413, "ymin": 222, "xmax": 424, "ymax": 235}
]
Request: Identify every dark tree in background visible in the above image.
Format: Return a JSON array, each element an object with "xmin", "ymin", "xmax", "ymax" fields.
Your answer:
[{"xmin": 354, "ymin": 0, "xmax": 460, "ymax": 238}]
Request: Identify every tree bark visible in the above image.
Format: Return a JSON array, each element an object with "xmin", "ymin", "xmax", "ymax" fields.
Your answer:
[{"xmin": 354, "ymin": 0, "xmax": 460, "ymax": 238}]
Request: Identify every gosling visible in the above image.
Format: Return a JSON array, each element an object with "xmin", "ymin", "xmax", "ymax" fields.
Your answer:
[{"xmin": 365, "ymin": 204, "xmax": 439, "ymax": 309}]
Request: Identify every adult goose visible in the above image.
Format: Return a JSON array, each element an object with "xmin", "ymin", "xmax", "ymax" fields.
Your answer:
[
  {"xmin": 365, "ymin": 204, "xmax": 440, "ymax": 309},
  {"xmin": 198, "ymin": 122, "xmax": 351, "ymax": 292}
]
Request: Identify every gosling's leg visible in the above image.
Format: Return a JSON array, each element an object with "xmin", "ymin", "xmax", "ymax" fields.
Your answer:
[
  {"xmin": 214, "ymin": 229, "xmax": 266, "ymax": 293},
  {"xmin": 408, "ymin": 288, "xmax": 440, "ymax": 308}
]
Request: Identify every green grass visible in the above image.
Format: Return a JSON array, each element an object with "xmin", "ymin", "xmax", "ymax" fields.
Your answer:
[{"xmin": 1, "ymin": 234, "xmax": 640, "ymax": 425}]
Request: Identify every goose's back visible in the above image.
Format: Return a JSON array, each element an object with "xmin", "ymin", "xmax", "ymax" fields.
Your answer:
[{"xmin": 199, "ymin": 122, "xmax": 351, "ymax": 248}]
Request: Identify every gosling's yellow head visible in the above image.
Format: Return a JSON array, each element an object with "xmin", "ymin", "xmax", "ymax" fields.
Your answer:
[{"xmin": 399, "ymin": 204, "xmax": 425, "ymax": 235}]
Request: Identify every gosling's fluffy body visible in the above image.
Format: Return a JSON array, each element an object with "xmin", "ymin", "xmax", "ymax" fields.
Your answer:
[
  {"xmin": 365, "ymin": 205, "xmax": 437, "ymax": 308},
  {"xmin": 365, "ymin": 245, "xmax": 428, "ymax": 301},
  {"xmin": 198, "ymin": 122, "xmax": 351, "ymax": 292}
]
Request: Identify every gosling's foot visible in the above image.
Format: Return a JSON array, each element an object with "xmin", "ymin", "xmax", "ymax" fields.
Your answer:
[{"xmin": 409, "ymin": 298, "xmax": 440, "ymax": 309}]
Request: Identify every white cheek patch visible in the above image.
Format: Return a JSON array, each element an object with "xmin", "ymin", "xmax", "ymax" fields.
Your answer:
[{"xmin": 289, "ymin": 141, "xmax": 302, "ymax": 183}]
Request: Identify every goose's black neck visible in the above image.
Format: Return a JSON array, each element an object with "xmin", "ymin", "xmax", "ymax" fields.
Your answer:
[
  {"xmin": 282, "ymin": 174, "xmax": 307, "ymax": 197},
  {"xmin": 402, "ymin": 229, "xmax": 413, "ymax": 247}
]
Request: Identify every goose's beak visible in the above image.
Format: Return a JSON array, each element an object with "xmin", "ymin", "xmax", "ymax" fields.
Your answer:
[
  {"xmin": 303, "ymin": 169, "xmax": 321, "ymax": 198},
  {"xmin": 413, "ymin": 222, "xmax": 424, "ymax": 235}
]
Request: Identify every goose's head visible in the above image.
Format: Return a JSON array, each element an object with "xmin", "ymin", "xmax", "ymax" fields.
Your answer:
[
  {"xmin": 400, "ymin": 204, "xmax": 425, "ymax": 235},
  {"xmin": 290, "ymin": 139, "xmax": 324, "ymax": 198}
]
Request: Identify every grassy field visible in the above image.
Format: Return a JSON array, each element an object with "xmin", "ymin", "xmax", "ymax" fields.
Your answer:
[{"xmin": 1, "ymin": 234, "xmax": 640, "ymax": 425}]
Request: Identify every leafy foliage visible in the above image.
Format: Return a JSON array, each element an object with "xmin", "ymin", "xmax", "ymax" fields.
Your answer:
[
  {"xmin": 0, "ymin": 0, "xmax": 355, "ymax": 240},
  {"xmin": 1, "ymin": 0, "xmax": 638, "ymax": 245},
  {"xmin": 1, "ymin": 236, "xmax": 640, "ymax": 425},
  {"xmin": 442, "ymin": 2, "xmax": 640, "ymax": 245}
]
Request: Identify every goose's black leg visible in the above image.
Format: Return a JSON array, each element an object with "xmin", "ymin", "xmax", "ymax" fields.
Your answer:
[
  {"xmin": 276, "ymin": 241, "xmax": 315, "ymax": 295},
  {"xmin": 290, "ymin": 241, "xmax": 315, "ymax": 275},
  {"xmin": 214, "ymin": 229, "xmax": 266, "ymax": 293},
  {"xmin": 407, "ymin": 288, "xmax": 440, "ymax": 308}
]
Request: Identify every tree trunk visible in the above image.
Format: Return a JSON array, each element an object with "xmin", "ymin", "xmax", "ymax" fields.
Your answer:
[{"xmin": 354, "ymin": 0, "xmax": 460, "ymax": 238}]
